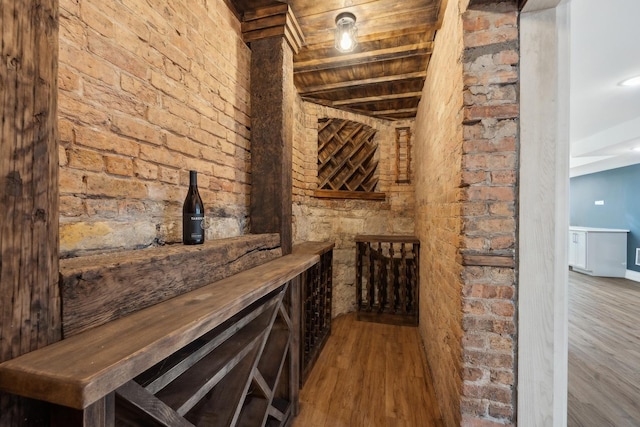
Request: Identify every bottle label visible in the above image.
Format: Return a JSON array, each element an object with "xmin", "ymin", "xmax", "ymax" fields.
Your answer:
[
  {"xmin": 190, "ymin": 216, "xmax": 205, "ymax": 227},
  {"xmin": 184, "ymin": 213, "xmax": 205, "ymax": 243}
]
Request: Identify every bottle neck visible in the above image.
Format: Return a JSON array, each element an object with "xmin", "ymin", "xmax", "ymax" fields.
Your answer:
[{"xmin": 189, "ymin": 171, "xmax": 197, "ymax": 187}]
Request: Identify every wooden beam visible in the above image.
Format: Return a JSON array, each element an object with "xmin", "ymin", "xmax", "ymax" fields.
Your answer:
[
  {"xmin": 250, "ymin": 37, "xmax": 295, "ymax": 254},
  {"xmin": 331, "ymin": 92, "xmax": 423, "ymax": 107},
  {"xmin": 294, "ymin": 42, "xmax": 433, "ymax": 72},
  {"xmin": 297, "ymin": 71, "xmax": 427, "ymax": 95},
  {"xmin": 313, "ymin": 190, "xmax": 386, "ymax": 201},
  {"xmin": 0, "ymin": 0, "xmax": 60, "ymax": 424},
  {"xmin": 436, "ymin": 0, "xmax": 450, "ymax": 29},
  {"xmin": 461, "ymin": 254, "xmax": 515, "ymax": 268},
  {"xmin": 371, "ymin": 107, "xmax": 420, "ymax": 116},
  {"xmin": 59, "ymin": 234, "xmax": 281, "ymax": 337}
]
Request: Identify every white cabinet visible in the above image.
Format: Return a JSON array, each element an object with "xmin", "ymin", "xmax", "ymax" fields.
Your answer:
[
  {"xmin": 568, "ymin": 230, "xmax": 587, "ymax": 269},
  {"xmin": 568, "ymin": 227, "xmax": 629, "ymax": 277}
]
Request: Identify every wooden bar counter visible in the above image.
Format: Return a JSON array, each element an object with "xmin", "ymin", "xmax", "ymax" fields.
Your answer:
[{"xmin": 0, "ymin": 252, "xmax": 320, "ymax": 427}]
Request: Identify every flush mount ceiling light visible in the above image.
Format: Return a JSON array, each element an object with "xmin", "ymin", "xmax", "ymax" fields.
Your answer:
[
  {"xmin": 620, "ymin": 75, "xmax": 640, "ymax": 87},
  {"xmin": 335, "ymin": 12, "xmax": 358, "ymax": 53}
]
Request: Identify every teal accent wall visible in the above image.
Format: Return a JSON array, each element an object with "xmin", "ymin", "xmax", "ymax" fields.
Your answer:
[{"xmin": 570, "ymin": 163, "xmax": 640, "ymax": 273}]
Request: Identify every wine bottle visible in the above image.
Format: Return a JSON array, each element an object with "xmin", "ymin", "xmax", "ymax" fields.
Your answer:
[{"xmin": 183, "ymin": 170, "xmax": 205, "ymax": 245}]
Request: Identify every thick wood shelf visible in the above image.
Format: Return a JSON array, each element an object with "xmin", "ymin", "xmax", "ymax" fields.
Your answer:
[
  {"xmin": 59, "ymin": 234, "xmax": 282, "ymax": 337},
  {"xmin": 313, "ymin": 189, "xmax": 386, "ymax": 200}
]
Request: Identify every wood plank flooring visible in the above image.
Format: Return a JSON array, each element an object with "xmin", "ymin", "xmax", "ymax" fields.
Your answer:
[
  {"xmin": 568, "ymin": 271, "xmax": 640, "ymax": 426},
  {"xmin": 292, "ymin": 313, "xmax": 443, "ymax": 427}
]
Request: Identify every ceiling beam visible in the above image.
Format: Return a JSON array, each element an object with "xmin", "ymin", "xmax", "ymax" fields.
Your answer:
[
  {"xmin": 371, "ymin": 107, "xmax": 419, "ymax": 117},
  {"xmin": 294, "ymin": 42, "xmax": 433, "ymax": 72},
  {"xmin": 331, "ymin": 91, "xmax": 422, "ymax": 107},
  {"xmin": 297, "ymin": 71, "xmax": 427, "ymax": 95}
]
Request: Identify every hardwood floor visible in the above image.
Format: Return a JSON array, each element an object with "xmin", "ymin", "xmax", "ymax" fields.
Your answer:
[
  {"xmin": 568, "ymin": 271, "xmax": 640, "ymax": 426},
  {"xmin": 293, "ymin": 313, "xmax": 443, "ymax": 427}
]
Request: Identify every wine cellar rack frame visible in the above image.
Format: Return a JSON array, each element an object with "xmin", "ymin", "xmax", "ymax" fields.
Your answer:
[
  {"xmin": 293, "ymin": 242, "xmax": 334, "ymax": 386},
  {"xmin": 314, "ymin": 118, "xmax": 385, "ymax": 200}
]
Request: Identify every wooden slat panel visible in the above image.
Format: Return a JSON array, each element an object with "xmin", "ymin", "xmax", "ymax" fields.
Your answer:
[
  {"xmin": 156, "ymin": 324, "xmax": 269, "ymax": 415},
  {"xmin": 232, "ymin": 0, "xmax": 443, "ymax": 120},
  {"xmin": 294, "ymin": 55, "xmax": 429, "ymax": 86},
  {"xmin": 317, "ymin": 119, "xmax": 379, "ymax": 194},
  {"xmin": 332, "ymin": 91, "xmax": 422, "ymax": 107},
  {"xmin": 294, "ymin": 43, "xmax": 432, "ymax": 72},
  {"xmin": 183, "ymin": 347, "xmax": 257, "ymax": 426},
  {"xmin": 298, "ymin": 71, "xmax": 427, "ymax": 96},
  {"xmin": 116, "ymin": 382, "xmax": 194, "ymax": 427},
  {"xmin": 137, "ymin": 296, "xmax": 280, "ymax": 394},
  {"xmin": 297, "ymin": 5, "xmax": 439, "ymax": 45},
  {"xmin": 308, "ymin": 80, "xmax": 426, "ymax": 107}
]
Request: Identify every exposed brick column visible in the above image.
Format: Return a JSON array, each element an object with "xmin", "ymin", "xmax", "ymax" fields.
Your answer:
[
  {"xmin": 460, "ymin": 1, "xmax": 519, "ymax": 425},
  {"xmin": 243, "ymin": 4, "xmax": 304, "ymax": 255}
]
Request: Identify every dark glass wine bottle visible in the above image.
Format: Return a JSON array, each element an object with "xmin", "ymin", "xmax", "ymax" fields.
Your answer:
[{"xmin": 183, "ymin": 170, "xmax": 205, "ymax": 245}]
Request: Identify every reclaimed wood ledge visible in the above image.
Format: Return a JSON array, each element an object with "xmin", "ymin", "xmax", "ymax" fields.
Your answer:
[
  {"xmin": 60, "ymin": 233, "xmax": 282, "ymax": 337},
  {"xmin": 0, "ymin": 253, "xmax": 319, "ymax": 411}
]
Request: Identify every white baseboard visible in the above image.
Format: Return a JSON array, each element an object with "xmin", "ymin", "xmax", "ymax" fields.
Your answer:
[{"xmin": 625, "ymin": 269, "xmax": 640, "ymax": 283}]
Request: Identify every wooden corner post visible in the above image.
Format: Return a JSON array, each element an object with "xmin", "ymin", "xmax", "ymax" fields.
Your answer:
[
  {"xmin": 0, "ymin": 0, "xmax": 61, "ymax": 425},
  {"xmin": 243, "ymin": 4, "xmax": 304, "ymax": 255}
]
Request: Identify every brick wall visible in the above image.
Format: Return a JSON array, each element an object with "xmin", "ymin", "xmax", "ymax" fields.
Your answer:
[
  {"xmin": 293, "ymin": 100, "xmax": 416, "ymax": 316},
  {"xmin": 414, "ymin": 0, "xmax": 518, "ymax": 425},
  {"xmin": 414, "ymin": 0, "xmax": 466, "ymax": 424},
  {"xmin": 58, "ymin": 0, "xmax": 251, "ymax": 256}
]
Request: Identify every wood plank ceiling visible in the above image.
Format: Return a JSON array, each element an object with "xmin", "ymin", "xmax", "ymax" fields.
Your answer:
[{"xmin": 228, "ymin": 0, "xmax": 445, "ymax": 120}]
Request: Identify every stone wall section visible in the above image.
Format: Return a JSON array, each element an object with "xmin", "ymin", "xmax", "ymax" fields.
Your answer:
[
  {"xmin": 460, "ymin": 2, "xmax": 519, "ymax": 425},
  {"xmin": 292, "ymin": 100, "xmax": 416, "ymax": 316},
  {"xmin": 58, "ymin": 0, "xmax": 251, "ymax": 256},
  {"xmin": 414, "ymin": 0, "xmax": 519, "ymax": 426}
]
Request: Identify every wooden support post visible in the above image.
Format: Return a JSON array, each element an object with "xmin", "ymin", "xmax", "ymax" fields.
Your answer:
[
  {"xmin": 249, "ymin": 37, "xmax": 294, "ymax": 254},
  {"xmin": 0, "ymin": 0, "xmax": 61, "ymax": 425},
  {"xmin": 244, "ymin": 5, "xmax": 304, "ymax": 256}
]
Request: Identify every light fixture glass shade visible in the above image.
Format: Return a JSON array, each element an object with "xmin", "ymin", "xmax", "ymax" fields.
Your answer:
[
  {"xmin": 620, "ymin": 75, "xmax": 640, "ymax": 87},
  {"xmin": 335, "ymin": 12, "xmax": 357, "ymax": 53}
]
